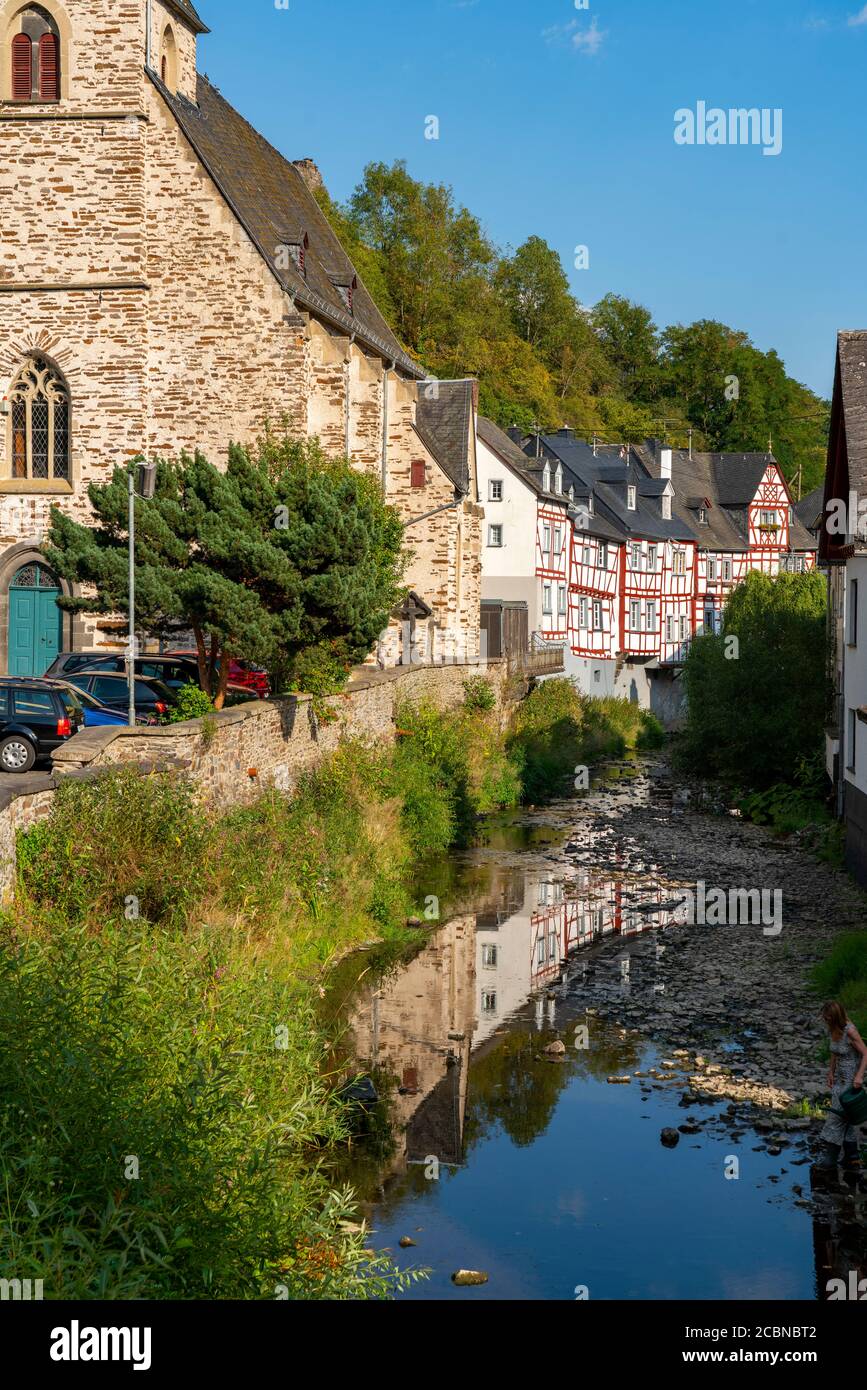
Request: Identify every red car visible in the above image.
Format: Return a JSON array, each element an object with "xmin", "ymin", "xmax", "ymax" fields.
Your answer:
[{"xmin": 166, "ymin": 652, "xmax": 270, "ymax": 699}]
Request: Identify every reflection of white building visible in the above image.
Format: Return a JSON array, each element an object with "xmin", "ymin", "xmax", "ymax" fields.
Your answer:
[{"xmin": 474, "ymin": 866, "xmax": 684, "ymax": 1043}]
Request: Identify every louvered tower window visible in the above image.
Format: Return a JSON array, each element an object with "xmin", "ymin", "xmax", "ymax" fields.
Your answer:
[
  {"xmin": 11, "ymin": 33, "xmax": 31, "ymax": 99},
  {"xmin": 9, "ymin": 9, "xmax": 61, "ymax": 101}
]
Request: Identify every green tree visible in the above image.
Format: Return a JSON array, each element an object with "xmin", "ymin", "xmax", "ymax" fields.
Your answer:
[
  {"xmin": 45, "ymin": 434, "xmax": 406, "ymax": 707},
  {"xmin": 591, "ymin": 294, "xmax": 661, "ymax": 403},
  {"xmin": 680, "ymin": 569, "xmax": 828, "ymax": 787}
]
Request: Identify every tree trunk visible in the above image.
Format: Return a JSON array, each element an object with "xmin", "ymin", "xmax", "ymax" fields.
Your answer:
[
  {"xmin": 213, "ymin": 657, "xmax": 230, "ymax": 711},
  {"xmin": 192, "ymin": 623, "xmax": 209, "ymax": 694}
]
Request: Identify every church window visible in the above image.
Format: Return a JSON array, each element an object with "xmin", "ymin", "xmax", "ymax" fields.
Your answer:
[
  {"xmin": 6, "ymin": 357, "xmax": 70, "ymax": 483},
  {"xmin": 10, "ymin": 8, "xmax": 61, "ymax": 101}
]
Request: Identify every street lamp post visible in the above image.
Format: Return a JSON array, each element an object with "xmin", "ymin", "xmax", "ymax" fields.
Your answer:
[{"xmin": 127, "ymin": 460, "xmax": 157, "ymax": 728}]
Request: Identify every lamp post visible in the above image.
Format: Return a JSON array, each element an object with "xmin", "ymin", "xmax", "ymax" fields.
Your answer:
[{"xmin": 127, "ymin": 460, "xmax": 157, "ymax": 727}]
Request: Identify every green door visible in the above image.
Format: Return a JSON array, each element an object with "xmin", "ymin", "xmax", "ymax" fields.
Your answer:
[{"xmin": 8, "ymin": 563, "xmax": 62, "ymax": 677}]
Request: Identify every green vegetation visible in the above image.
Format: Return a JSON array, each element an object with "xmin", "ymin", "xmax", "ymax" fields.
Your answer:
[
  {"xmin": 812, "ymin": 934, "xmax": 867, "ymax": 1038},
  {"xmin": 317, "ymin": 162, "xmax": 829, "ymax": 490},
  {"xmin": 45, "ymin": 432, "xmax": 406, "ymax": 707},
  {"xmin": 169, "ymin": 682, "xmax": 215, "ymax": 723},
  {"xmin": 2, "ymin": 685, "xmax": 663, "ymax": 1298},
  {"xmin": 680, "ymin": 570, "xmax": 828, "ymax": 790},
  {"xmin": 507, "ymin": 678, "xmax": 664, "ymax": 803}
]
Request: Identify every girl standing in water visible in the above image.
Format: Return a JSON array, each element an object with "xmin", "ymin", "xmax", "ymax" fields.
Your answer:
[{"xmin": 818, "ymin": 1001, "xmax": 867, "ymax": 1171}]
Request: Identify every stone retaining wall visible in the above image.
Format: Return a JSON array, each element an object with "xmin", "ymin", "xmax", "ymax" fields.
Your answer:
[{"xmin": 0, "ymin": 660, "xmax": 512, "ymax": 900}]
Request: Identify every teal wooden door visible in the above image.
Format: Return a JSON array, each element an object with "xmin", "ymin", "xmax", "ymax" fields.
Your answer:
[{"xmin": 8, "ymin": 564, "xmax": 62, "ymax": 677}]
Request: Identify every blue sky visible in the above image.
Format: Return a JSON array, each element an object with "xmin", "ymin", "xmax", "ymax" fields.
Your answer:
[{"xmin": 195, "ymin": 0, "xmax": 867, "ymax": 399}]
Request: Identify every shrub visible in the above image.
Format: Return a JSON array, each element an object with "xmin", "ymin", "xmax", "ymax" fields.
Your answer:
[
  {"xmin": 462, "ymin": 675, "xmax": 496, "ymax": 713},
  {"xmin": 169, "ymin": 682, "xmax": 215, "ymax": 724}
]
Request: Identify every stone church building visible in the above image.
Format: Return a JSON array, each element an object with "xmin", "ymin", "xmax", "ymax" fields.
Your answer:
[{"xmin": 0, "ymin": 0, "xmax": 482, "ymax": 675}]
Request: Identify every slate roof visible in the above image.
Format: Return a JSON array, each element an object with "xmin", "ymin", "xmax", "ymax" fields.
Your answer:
[
  {"xmin": 536, "ymin": 435, "xmax": 693, "ymax": 543},
  {"xmin": 795, "ymin": 485, "xmax": 824, "ymax": 534},
  {"xmin": 477, "ymin": 417, "xmax": 620, "ymax": 540},
  {"xmin": 164, "ymin": 0, "xmax": 209, "ymax": 34},
  {"xmin": 416, "ymin": 381, "xmax": 476, "ymax": 494},
  {"xmin": 836, "ymin": 331, "xmax": 867, "ymax": 495},
  {"xmin": 154, "ymin": 74, "xmax": 423, "ymax": 379}
]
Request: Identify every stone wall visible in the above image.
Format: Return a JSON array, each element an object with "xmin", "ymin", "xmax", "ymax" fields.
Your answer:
[{"xmin": 0, "ymin": 659, "xmax": 510, "ymax": 900}]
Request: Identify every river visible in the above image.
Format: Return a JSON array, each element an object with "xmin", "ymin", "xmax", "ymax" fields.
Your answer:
[{"xmin": 325, "ymin": 757, "xmax": 867, "ymax": 1300}]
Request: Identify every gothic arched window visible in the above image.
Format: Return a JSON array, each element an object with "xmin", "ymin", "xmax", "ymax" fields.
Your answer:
[
  {"xmin": 159, "ymin": 25, "xmax": 177, "ymax": 93},
  {"xmin": 9, "ymin": 6, "xmax": 60, "ymax": 102},
  {"xmin": 7, "ymin": 356, "xmax": 70, "ymax": 482}
]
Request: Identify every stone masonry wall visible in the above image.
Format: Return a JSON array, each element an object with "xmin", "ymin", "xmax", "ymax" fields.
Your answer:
[{"xmin": 0, "ymin": 660, "xmax": 511, "ymax": 900}]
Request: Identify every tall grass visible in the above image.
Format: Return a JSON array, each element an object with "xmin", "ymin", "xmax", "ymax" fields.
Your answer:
[{"xmin": 812, "ymin": 933, "xmax": 867, "ymax": 1037}]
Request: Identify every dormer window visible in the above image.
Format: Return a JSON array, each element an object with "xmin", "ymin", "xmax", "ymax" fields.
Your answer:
[
  {"xmin": 588, "ymin": 494, "xmax": 594, "ymax": 516},
  {"xmin": 276, "ymin": 233, "xmax": 309, "ymax": 279},
  {"xmin": 568, "ymin": 485, "xmax": 574, "ymax": 502},
  {"xmin": 10, "ymin": 8, "xmax": 60, "ymax": 102},
  {"xmin": 334, "ymin": 275, "xmax": 357, "ymax": 315},
  {"xmin": 627, "ymin": 485, "xmax": 636, "ymax": 511},
  {"xmin": 542, "ymin": 463, "xmax": 551, "ymax": 492},
  {"xmin": 662, "ymin": 494, "xmax": 671, "ymax": 520},
  {"xmin": 554, "ymin": 463, "xmax": 563, "ymax": 495},
  {"xmin": 698, "ymin": 507, "xmax": 707, "ymax": 525}
]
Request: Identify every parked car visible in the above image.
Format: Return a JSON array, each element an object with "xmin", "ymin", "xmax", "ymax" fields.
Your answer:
[
  {"xmin": 45, "ymin": 652, "xmax": 262, "ymax": 700},
  {"xmin": 0, "ymin": 677, "xmax": 84, "ymax": 772},
  {"xmin": 59, "ymin": 671, "xmax": 175, "ymax": 723},
  {"xmin": 164, "ymin": 651, "xmax": 271, "ymax": 699},
  {"xmin": 44, "ymin": 679, "xmax": 140, "ymax": 728}
]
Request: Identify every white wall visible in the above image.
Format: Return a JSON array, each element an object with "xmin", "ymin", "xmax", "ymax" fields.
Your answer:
[
  {"xmin": 477, "ymin": 435, "xmax": 541, "ymax": 629},
  {"xmin": 843, "ymin": 555, "xmax": 867, "ymax": 798}
]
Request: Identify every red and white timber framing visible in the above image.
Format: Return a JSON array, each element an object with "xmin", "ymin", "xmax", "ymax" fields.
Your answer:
[
  {"xmin": 535, "ymin": 501, "xmax": 571, "ymax": 641},
  {"xmin": 568, "ymin": 529, "xmax": 620, "ymax": 658}
]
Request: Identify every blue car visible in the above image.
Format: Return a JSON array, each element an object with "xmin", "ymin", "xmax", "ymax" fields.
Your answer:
[{"xmin": 46, "ymin": 680, "xmax": 131, "ymax": 728}]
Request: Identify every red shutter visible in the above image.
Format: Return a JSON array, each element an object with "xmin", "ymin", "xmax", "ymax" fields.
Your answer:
[
  {"xmin": 411, "ymin": 460, "xmax": 426, "ymax": 488},
  {"xmin": 11, "ymin": 34, "xmax": 31, "ymax": 101},
  {"xmin": 39, "ymin": 33, "xmax": 59, "ymax": 100}
]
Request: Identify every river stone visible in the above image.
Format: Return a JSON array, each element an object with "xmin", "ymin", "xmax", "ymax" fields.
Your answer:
[
  {"xmin": 544, "ymin": 1040, "xmax": 566, "ymax": 1055},
  {"xmin": 452, "ymin": 1270, "xmax": 488, "ymax": 1286},
  {"xmin": 399, "ymin": 1236, "xmax": 417, "ymax": 1247},
  {"xmin": 661, "ymin": 1128, "xmax": 681, "ymax": 1148}
]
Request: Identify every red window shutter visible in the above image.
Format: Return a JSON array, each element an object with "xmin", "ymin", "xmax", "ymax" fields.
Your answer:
[
  {"xmin": 11, "ymin": 34, "xmax": 32, "ymax": 101},
  {"xmin": 39, "ymin": 33, "xmax": 59, "ymax": 100},
  {"xmin": 411, "ymin": 460, "xmax": 426, "ymax": 488}
]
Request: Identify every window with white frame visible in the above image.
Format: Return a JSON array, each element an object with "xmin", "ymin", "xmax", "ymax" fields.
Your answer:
[
  {"xmin": 598, "ymin": 542, "xmax": 608, "ymax": 568},
  {"xmin": 666, "ymin": 615, "xmax": 674, "ymax": 642},
  {"xmin": 630, "ymin": 600, "xmax": 641, "ymax": 630},
  {"xmin": 542, "ymin": 463, "xmax": 551, "ymax": 492},
  {"xmin": 554, "ymin": 525, "xmax": 563, "ymax": 556},
  {"xmin": 630, "ymin": 542, "xmax": 642, "ymax": 569},
  {"xmin": 708, "ymin": 557, "xmax": 717, "ymax": 582},
  {"xmin": 673, "ymin": 549, "xmax": 686, "ymax": 575},
  {"xmin": 723, "ymin": 558, "xmax": 732, "ymax": 582},
  {"xmin": 662, "ymin": 494, "xmax": 672, "ymax": 520},
  {"xmin": 849, "ymin": 578, "xmax": 858, "ymax": 647},
  {"xmin": 481, "ymin": 989, "xmax": 497, "ymax": 1013},
  {"xmin": 488, "ymin": 523, "xmax": 503, "ymax": 547},
  {"xmin": 579, "ymin": 596, "xmax": 589, "ymax": 628},
  {"xmin": 542, "ymin": 582, "xmax": 552, "ymax": 614},
  {"xmin": 481, "ymin": 943, "xmax": 497, "ymax": 968},
  {"xmin": 760, "ymin": 510, "xmax": 778, "ymax": 530},
  {"xmin": 647, "ymin": 544, "xmax": 657, "ymax": 570},
  {"xmin": 488, "ymin": 479, "xmax": 503, "ymax": 502},
  {"xmin": 627, "ymin": 485, "xmax": 637, "ymax": 511},
  {"xmin": 646, "ymin": 600, "xmax": 657, "ymax": 632},
  {"xmin": 698, "ymin": 507, "xmax": 707, "ymax": 525},
  {"xmin": 680, "ymin": 615, "xmax": 689, "ymax": 641},
  {"xmin": 593, "ymin": 599, "xmax": 602, "ymax": 629},
  {"xmin": 555, "ymin": 463, "xmax": 563, "ymax": 495},
  {"xmin": 543, "ymin": 522, "xmax": 551, "ymax": 555},
  {"xmin": 582, "ymin": 543, "xmax": 592, "ymax": 566},
  {"xmin": 558, "ymin": 583, "xmax": 567, "ymax": 615},
  {"xmin": 704, "ymin": 605, "xmax": 715, "ymax": 633}
]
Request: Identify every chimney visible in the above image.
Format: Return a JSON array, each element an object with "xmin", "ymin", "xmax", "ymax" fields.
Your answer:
[
  {"xmin": 660, "ymin": 447, "xmax": 672, "ymax": 480},
  {"xmin": 292, "ymin": 159, "xmax": 324, "ymax": 194}
]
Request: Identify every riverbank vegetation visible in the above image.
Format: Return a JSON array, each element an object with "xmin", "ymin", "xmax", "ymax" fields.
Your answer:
[
  {"xmin": 678, "ymin": 570, "xmax": 834, "ymax": 844},
  {"xmin": 0, "ymin": 680, "xmax": 661, "ymax": 1298},
  {"xmin": 812, "ymin": 934, "xmax": 867, "ymax": 1038}
]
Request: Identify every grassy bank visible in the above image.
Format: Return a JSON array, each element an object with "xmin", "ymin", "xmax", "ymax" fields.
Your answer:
[
  {"xmin": 0, "ymin": 679, "xmax": 661, "ymax": 1298},
  {"xmin": 812, "ymin": 934, "xmax": 867, "ymax": 1038}
]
